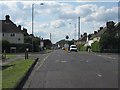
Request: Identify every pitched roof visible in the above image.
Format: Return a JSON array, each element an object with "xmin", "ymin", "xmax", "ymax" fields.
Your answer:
[
  {"xmin": 1, "ymin": 19, "xmax": 23, "ymax": 33},
  {"xmin": 90, "ymin": 27, "xmax": 107, "ymax": 40}
]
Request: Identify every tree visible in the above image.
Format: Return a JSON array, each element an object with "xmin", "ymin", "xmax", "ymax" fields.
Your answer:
[
  {"xmin": 2, "ymin": 40, "xmax": 10, "ymax": 53},
  {"xmin": 99, "ymin": 30, "xmax": 118, "ymax": 53}
]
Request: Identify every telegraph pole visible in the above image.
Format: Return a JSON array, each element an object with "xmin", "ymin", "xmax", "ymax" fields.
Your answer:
[{"xmin": 78, "ymin": 17, "xmax": 80, "ymax": 40}]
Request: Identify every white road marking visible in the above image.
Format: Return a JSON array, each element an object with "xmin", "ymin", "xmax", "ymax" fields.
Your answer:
[
  {"xmin": 55, "ymin": 60, "xmax": 59, "ymax": 62},
  {"xmin": 36, "ymin": 54, "xmax": 50, "ymax": 71},
  {"xmin": 97, "ymin": 54, "xmax": 116, "ymax": 60},
  {"xmin": 97, "ymin": 73, "xmax": 102, "ymax": 77},
  {"xmin": 61, "ymin": 61, "xmax": 67, "ymax": 63}
]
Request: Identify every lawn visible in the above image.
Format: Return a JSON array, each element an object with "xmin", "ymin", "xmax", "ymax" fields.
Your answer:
[
  {"xmin": 2, "ymin": 58, "xmax": 35, "ymax": 89},
  {"xmin": 0, "ymin": 71, "xmax": 2, "ymax": 90},
  {"xmin": 6, "ymin": 54, "xmax": 16, "ymax": 59}
]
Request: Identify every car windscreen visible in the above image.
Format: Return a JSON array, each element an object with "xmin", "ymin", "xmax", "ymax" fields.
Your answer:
[{"xmin": 71, "ymin": 46, "xmax": 76, "ymax": 48}]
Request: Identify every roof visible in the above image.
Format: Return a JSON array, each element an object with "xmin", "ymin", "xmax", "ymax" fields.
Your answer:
[
  {"xmin": 1, "ymin": 19, "xmax": 23, "ymax": 33},
  {"xmin": 79, "ymin": 35, "xmax": 87, "ymax": 41},
  {"xmin": 90, "ymin": 27, "xmax": 107, "ymax": 40}
]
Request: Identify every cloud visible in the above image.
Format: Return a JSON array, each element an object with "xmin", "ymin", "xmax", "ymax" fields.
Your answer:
[
  {"xmin": 0, "ymin": 1, "xmax": 118, "ymax": 43},
  {"xmin": 39, "ymin": 23, "xmax": 49, "ymax": 28},
  {"xmin": 50, "ymin": 20, "xmax": 65, "ymax": 28},
  {"xmin": 84, "ymin": 6, "xmax": 118, "ymax": 22}
]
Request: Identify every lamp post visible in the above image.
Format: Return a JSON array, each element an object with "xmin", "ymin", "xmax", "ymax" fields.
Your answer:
[
  {"xmin": 78, "ymin": 17, "xmax": 80, "ymax": 40},
  {"xmin": 31, "ymin": 4, "xmax": 34, "ymax": 52},
  {"xmin": 31, "ymin": 3, "xmax": 44, "ymax": 52}
]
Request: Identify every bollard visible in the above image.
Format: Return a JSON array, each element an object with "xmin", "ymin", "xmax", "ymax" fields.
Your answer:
[
  {"xmin": 25, "ymin": 50, "xmax": 27, "ymax": 59},
  {"xmin": 3, "ymin": 50, "xmax": 6, "ymax": 59}
]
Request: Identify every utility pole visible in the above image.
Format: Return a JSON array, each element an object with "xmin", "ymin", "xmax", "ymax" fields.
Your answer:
[{"xmin": 78, "ymin": 17, "xmax": 80, "ymax": 40}]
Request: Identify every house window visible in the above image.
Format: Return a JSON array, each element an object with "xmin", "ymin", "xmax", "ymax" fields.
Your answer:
[
  {"xmin": 2, "ymin": 33, "xmax": 4, "ymax": 37},
  {"xmin": 11, "ymin": 33, "xmax": 15, "ymax": 37}
]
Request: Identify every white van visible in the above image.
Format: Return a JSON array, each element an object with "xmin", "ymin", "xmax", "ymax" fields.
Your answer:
[{"xmin": 70, "ymin": 45, "xmax": 77, "ymax": 52}]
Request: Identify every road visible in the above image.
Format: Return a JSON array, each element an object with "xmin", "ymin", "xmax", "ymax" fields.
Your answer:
[{"xmin": 23, "ymin": 49, "xmax": 118, "ymax": 88}]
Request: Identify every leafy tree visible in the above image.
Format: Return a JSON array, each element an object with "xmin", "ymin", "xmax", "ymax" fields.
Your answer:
[
  {"xmin": 2, "ymin": 40, "xmax": 10, "ymax": 53},
  {"xmin": 91, "ymin": 41, "xmax": 101, "ymax": 52},
  {"xmin": 99, "ymin": 30, "xmax": 119, "ymax": 53}
]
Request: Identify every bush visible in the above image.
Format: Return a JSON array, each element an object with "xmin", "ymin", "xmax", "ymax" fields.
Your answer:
[
  {"xmin": 91, "ymin": 41, "xmax": 101, "ymax": 52},
  {"xmin": 2, "ymin": 40, "xmax": 10, "ymax": 53},
  {"xmin": 79, "ymin": 44, "xmax": 87, "ymax": 51}
]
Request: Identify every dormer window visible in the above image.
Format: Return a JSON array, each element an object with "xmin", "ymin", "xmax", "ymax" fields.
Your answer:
[{"xmin": 11, "ymin": 33, "xmax": 15, "ymax": 37}]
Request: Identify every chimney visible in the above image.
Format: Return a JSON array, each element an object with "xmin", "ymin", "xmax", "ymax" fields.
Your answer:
[
  {"xmin": 5, "ymin": 15, "xmax": 10, "ymax": 20},
  {"xmin": 83, "ymin": 32, "xmax": 87, "ymax": 36},
  {"xmin": 94, "ymin": 31, "xmax": 97, "ymax": 34},
  {"xmin": 81, "ymin": 35, "xmax": 83, "ymax": 37},
  {"xmin": 100, "ymin": 27, "xmax": 103, "ymax": 30},
  {"xmin": 18, "ymin": 25, "xmax": 21, "ymax": 30},
  {"xmin": 98, "ymin": 30, "xmax": 100, "ymax": 32},
  {"xmin": 106, "ymin": 21, "xmax": 115, "ymax": 29}
]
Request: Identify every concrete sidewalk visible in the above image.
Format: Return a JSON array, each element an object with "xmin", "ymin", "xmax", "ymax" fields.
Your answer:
[{"xmin": 1, "ymin": 54, "xmax": 25, "ymax": 66}]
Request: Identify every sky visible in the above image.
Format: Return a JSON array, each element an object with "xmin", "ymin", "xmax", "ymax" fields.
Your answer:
[{"xmin": 0, "ymin": 0, "xmax": 119, "ymax": 44}]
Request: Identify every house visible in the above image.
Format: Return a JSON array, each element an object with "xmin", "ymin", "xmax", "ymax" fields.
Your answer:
[
  {"xmin": 89, "ymin": 27, "xmax": 106, "ymax": 42},
  {"xmin": 1, "ymin": 15, "xmax": 24, "ymax": 53},
  {"xmin": 79, "ymin": 32, "xmax": 87, "ymax": 45},
  {"xmin": 2, "ymin": 15, "xmax": 24, "ymax": 44}
]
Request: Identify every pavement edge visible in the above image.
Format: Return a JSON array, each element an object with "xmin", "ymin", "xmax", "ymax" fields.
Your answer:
[{"xmin": 15, "ymin": 58, "xmax": 39, "ymax": 90}]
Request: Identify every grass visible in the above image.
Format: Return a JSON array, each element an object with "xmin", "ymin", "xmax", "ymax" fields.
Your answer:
[
  {"xmin": 2, "ymin": 58, "xmax": 35, "ymax": 89},
  {"xmin": 6, "ymin": 54, "xmax": 16, "ymax": 59},
  {"xmin": 3, "ymin": 54, "xmax": 16, "ymax": 59},
  {"xmin": 0, "ymin": 71, "xmax": 2, "ymax": 90}
]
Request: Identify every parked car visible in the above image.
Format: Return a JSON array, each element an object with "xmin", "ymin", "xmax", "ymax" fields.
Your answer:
[{"xmin": 70, "ymin": 45, "xmax": 77, "ymax": 52}]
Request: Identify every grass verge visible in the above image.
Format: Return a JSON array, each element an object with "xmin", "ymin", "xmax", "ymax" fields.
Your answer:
[
  {"xmin": 6, "ymin": 54, "xmax": 16, "ymax": 59},
  {"xmin": 2, "ymin": 58, "xmax": 34, "ymax": 89}
]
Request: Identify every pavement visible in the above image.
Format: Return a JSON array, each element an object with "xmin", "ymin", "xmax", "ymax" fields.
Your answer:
[
  {"xmin": 0, "ymin": 50, "xmax": 51, "ymax": 66},
  {"xmin": 22, "ymin": 49, "xmax": 118, "ymax": 88}
]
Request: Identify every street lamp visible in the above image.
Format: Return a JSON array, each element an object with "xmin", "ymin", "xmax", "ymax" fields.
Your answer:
[
  {"xmin": 31, "ymin": 4, "xmax": 34, "ymax": 52},
  {"xmin": 31, "ymin": 3, "xmax": 44, "ymax": 52},
  {"xmin": 78, "ymin": 17, "xmax": 80, "ymax": 40}
]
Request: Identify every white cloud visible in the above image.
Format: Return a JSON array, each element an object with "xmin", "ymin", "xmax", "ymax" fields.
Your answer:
[
  {"xmin": 39, "ymin": 23, "xmax": 49, "ymax": 28},
  {"xmin": 87, "ymin": 6, "xmax": 118, "ymax": 22},
  {"xmin": 50, "ymin": 20, "xmax": 66, "ymax": 28},
  {"xmin": 0, "ymin": 1, "xmax": 118, "ymax": 43}
]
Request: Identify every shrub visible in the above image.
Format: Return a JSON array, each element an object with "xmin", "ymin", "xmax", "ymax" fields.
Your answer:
[
  {"xmin": 91, "ymin": 41, "xmax": 101, "ymax": 52},
  {"xmin": 79, "ymin": 44, "xmax": 87, "ymax": 51}
]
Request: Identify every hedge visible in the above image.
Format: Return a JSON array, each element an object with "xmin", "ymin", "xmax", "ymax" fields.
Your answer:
[
  {"xmin": 79, "ymin": 44, "xmax": 87, "ymax": 51},
  {"xmin": 91, "ymin": 41, "xmax": 101, "ymax": 52}
]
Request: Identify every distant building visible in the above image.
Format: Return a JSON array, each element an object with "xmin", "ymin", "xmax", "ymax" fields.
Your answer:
[{"xmin": 1, "ymin": 15, "xmax": 24, "ymax": 44}]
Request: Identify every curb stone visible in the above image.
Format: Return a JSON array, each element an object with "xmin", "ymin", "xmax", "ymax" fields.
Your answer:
[{"xmin": 15, "ymin": 58, "xmax": 39, "ymax": 90}]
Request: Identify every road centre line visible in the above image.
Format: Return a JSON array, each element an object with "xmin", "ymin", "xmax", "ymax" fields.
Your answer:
[
  {"xmin": 93, "ymin": 54, "xmax": 117, "ymax": 60},
  {"xmin": 36, "ymin": 54, "xmax": 50, "ymax": 71},
  {"xmin": 97, "ymin": 73, "xmax": 102, "ymax": 77}
]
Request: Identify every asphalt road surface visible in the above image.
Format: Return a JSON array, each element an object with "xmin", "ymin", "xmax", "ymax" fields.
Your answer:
[{"xmin": 23, "ymin": 49, "xmax": 118, "ymax": 88}]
